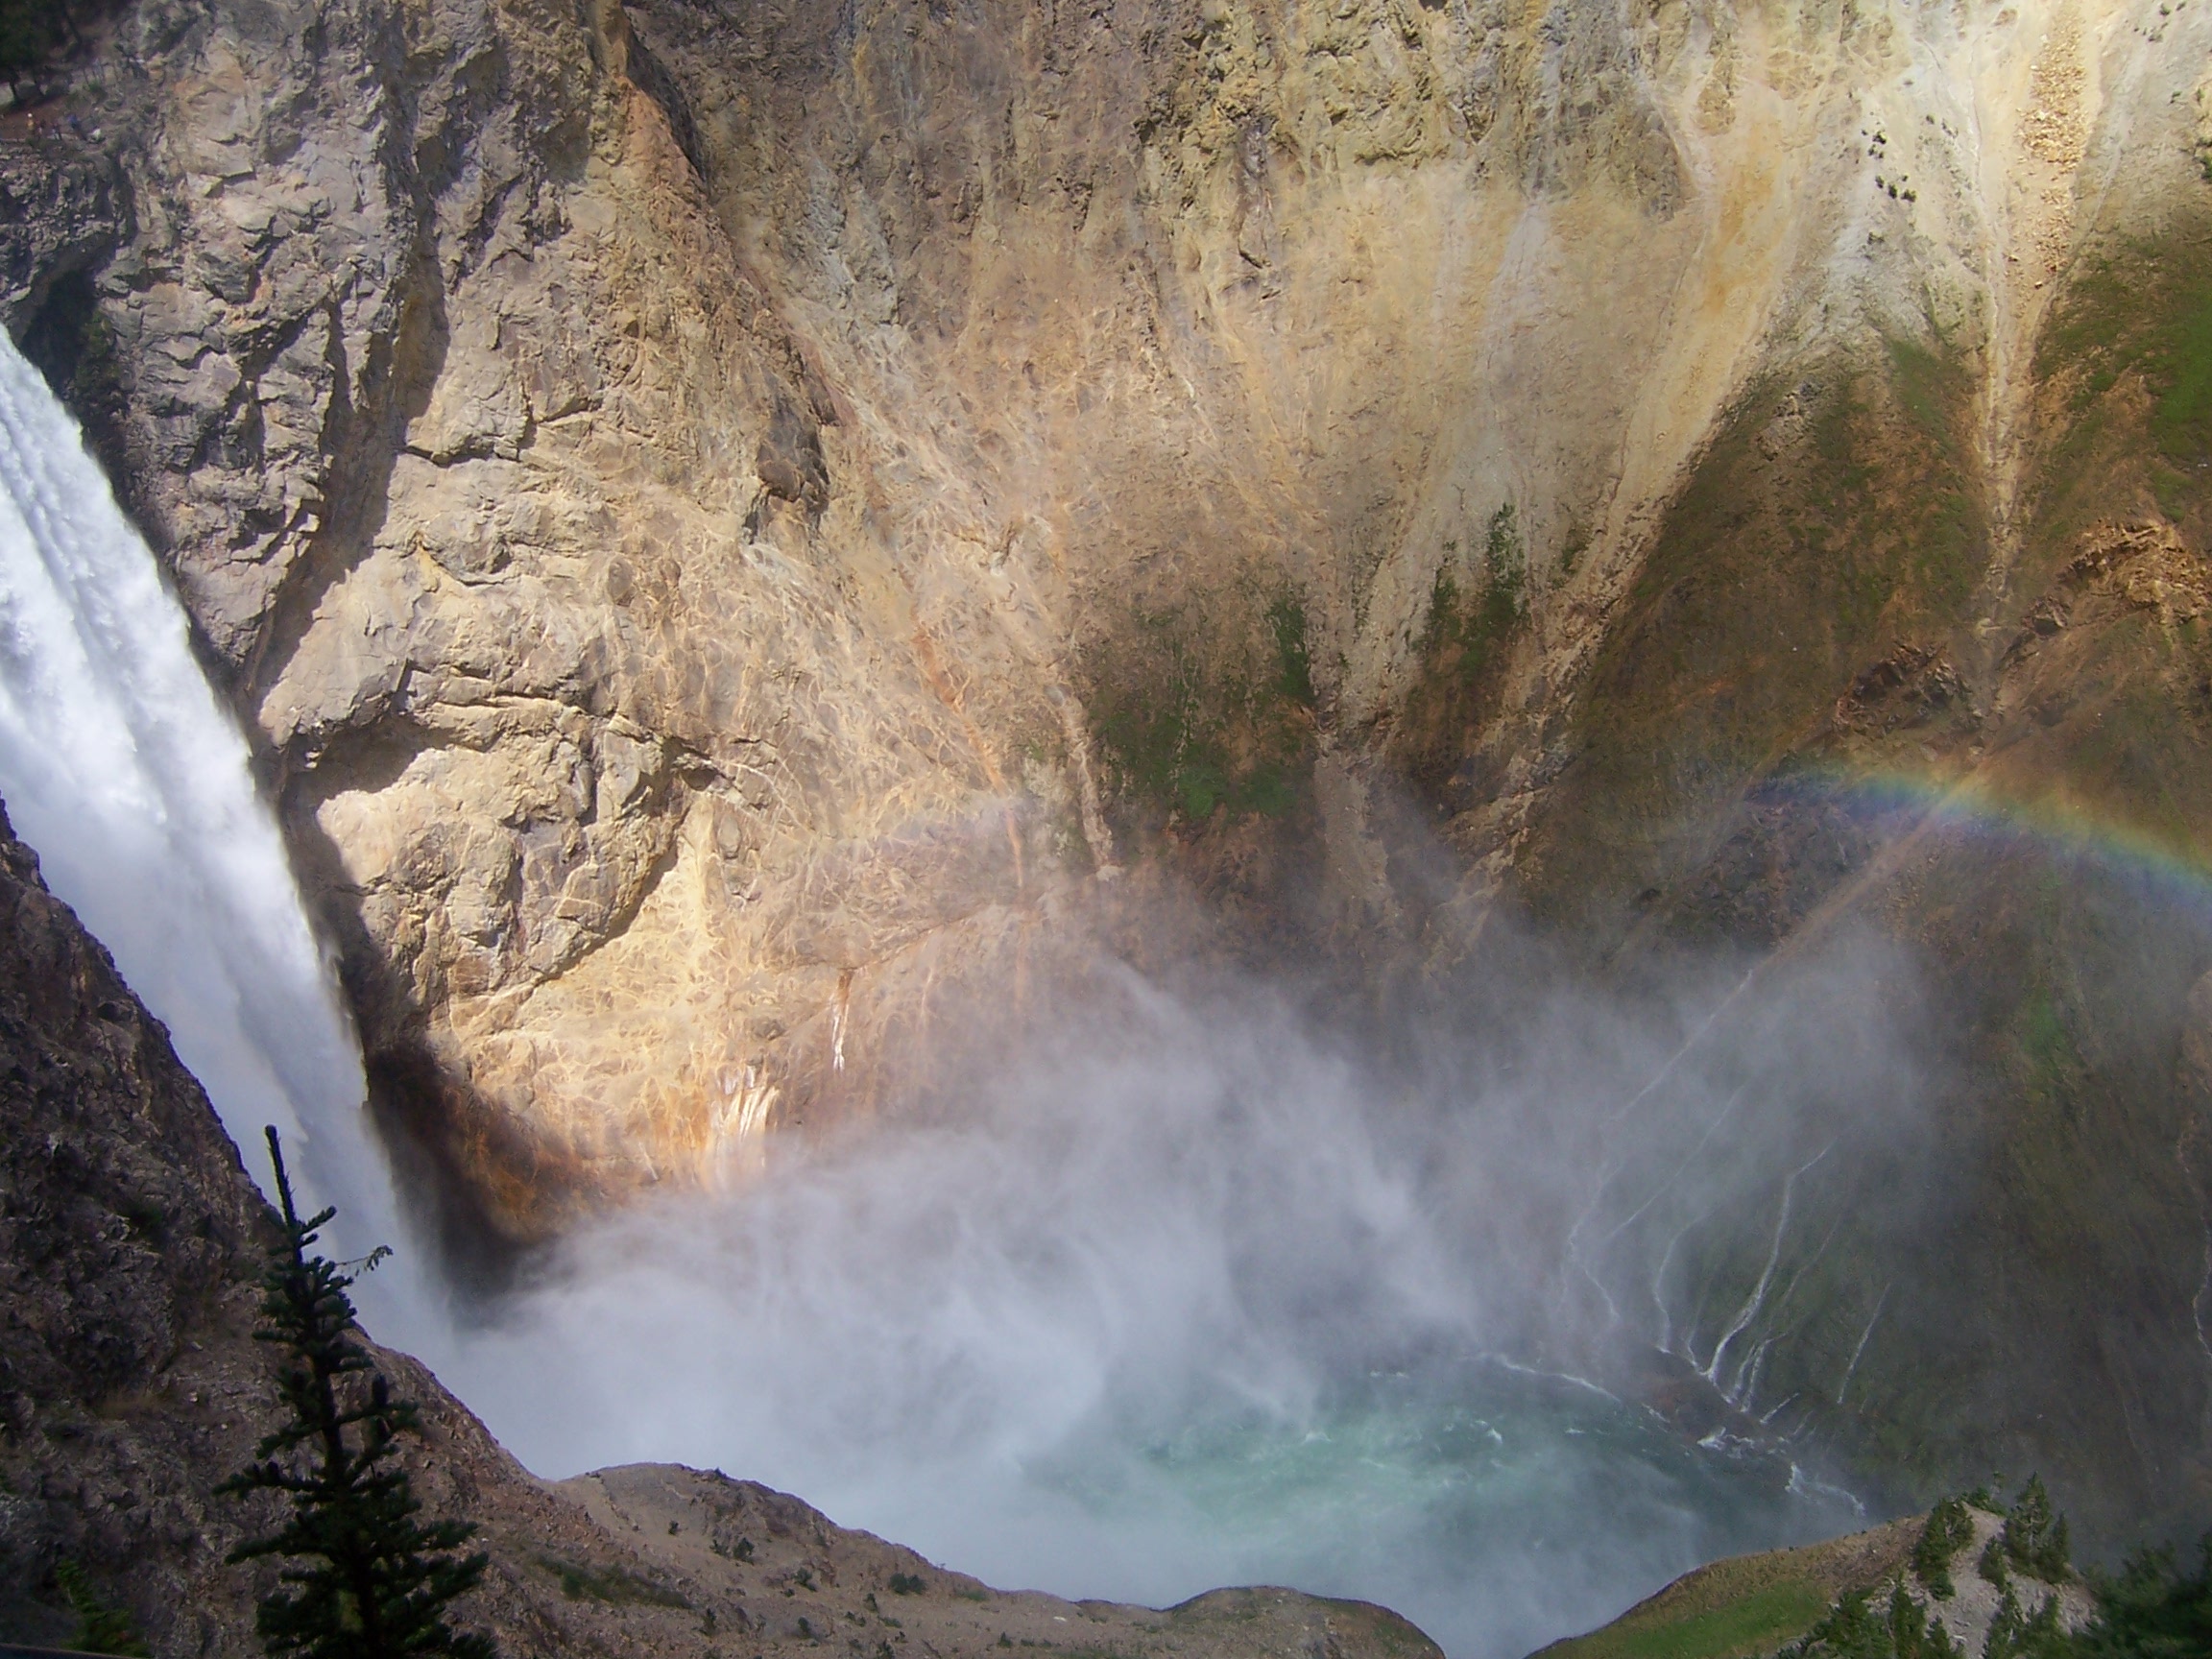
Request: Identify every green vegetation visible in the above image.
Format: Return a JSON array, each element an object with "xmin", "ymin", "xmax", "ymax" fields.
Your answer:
[
  {"xmin": 2014, "ymin": 977, "xmax": 2082, "ymax": 1097},
  {"xmin": 1883, "ymin": 1584, "xmax": 1960, "ymax": 1659},
  {"xmin": 1983, "ymin": 1534, "xmax": 2014, "ymax": 1588},
  {"xmin": 1266, "ymin": 590, "xmax": 1317, "ymax": 710},
  {"xmin": 1913, "ymin": 1498, "xmax": 1976, "ymax": 1599},
  {"xmin": 1425, "ymin": 503, "xmax": 1529, "ymax": 687},
  {"xmin": 221, "ymin": 1127, "xmax": 494, "ymax": 1659},
  {"xmin": 1773, "ymin": 1584, "xmax": 1961, "ymax": 1659},
  {"xmin": 1583, "ymin": 1583, "xmax": 1833, "ymax": 1659},
  {"xmin": 2033, "ymin": 221, "xmax": 2212, "ymax": 538},
  {"xmin": 1984, "ymin": 1588, "xmax": 2068, "ymax": 1659},
  {"xmin": 537, "ymin": 1555, "xmax": 692, "ymax": 1607},
  {"xmin": 53, "ymin": 1560, "xmax": 148, "ymax": 1657},
  {"xmin": 1536, "ymin": 1522, "xmax": 1919, "ymax": 1659},
  {"xmin": 2003, "ymin": 1477, "xmax": 2073, "ymax": 1583},
  {"xmin": 1515, "ymin": 341, "xmax": 1985, "ymax": 944},
  {"xmin": 0, "ymin": 0, "xmax": 86, "ymax": 70},
  {"xmin": 2151, "ymin": 283, "xmax": 2212, "ymax": 469},
  {"xmin": 1391, "ymin": 501, "xmax": 1532, "ymax": 798},
  {"xmin": 1745, "ymin": 1498, "xmax": 2202, "ymax": 1659},
  {"xmin": 889, "ymin": 1572, "xmax": 928, "ymax": 1596},
  {"xmin": 2073, "ymin": 1537, "xmax": 2212, "ymax": 1658},
  {"xmin": 1089, "ymin": 591, "xmax": 1315, "ymax": 827},
  {"xmin": 1887, "ymin": 337, "xmax": 1967, "ymax": 464},
  {"xmin": 1555, "ymin": 1485, "xmax": 2170, "ymax": 1659},
  {"xmin": 1557, "ymin": 527, "xmax": 1588, "ymax": 582}
]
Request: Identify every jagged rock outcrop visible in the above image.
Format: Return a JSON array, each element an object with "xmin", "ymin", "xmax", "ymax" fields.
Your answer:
[
  {"xmin": 0, "ymin": 786, "xmax": 709, "ymax": 1645},
  {"xmin": 5, "ymin": 0, "xmax": 1088, "ymax": 1224}
]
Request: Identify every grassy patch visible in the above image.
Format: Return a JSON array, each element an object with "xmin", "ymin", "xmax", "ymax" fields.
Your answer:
[
  {"xmin": 536, "ymin": 1554, "xmax": 691, "ymax": 1607},
  {"xmin": 1088, "ymin": 591, "xmax": 1315, "ymax": 827},
  {"xmin": 2031, "ymin": 217, "xmax": 2212, "ymax": 544},
  {"xmin": 2152, "ymin": 281, "xmax": 2212, "ymax": 466},
  {"xmin": 1888, "ymin": 335, "xmax": 1970, "ymax": 466},
  {"xmin": 2012, "ymin": 978, "xmax": 2080, "ymax": 1097},
  {"xmin": 1516, "ymin": 343, "xmax": 1984, "ymax": 942},
  {"xmin": 1267, "ymin": 590, "xmax": 1317, "ymax": 709},
  {"xmin": 1555, "ymin": 1582, "xmax": 1832, "ymax": 1659},
  {"xmin": 1538, "ymin": 1525, "xmax": 1919, "ymax": 1659},
  {"xmin": 1389, "ymin": 502, "xmax": 1531, "ymax": 799}
]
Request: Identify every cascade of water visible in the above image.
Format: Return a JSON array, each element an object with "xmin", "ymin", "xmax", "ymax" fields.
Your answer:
[{"xmin": 0, "ymin": 331, "xmax": 419, "ymax": 1330}]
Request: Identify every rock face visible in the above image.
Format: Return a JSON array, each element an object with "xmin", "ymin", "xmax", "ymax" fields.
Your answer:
[
  {"xmin": 10, "ymin": 0, "xmax": 2212, "ymax": 1551},
  {"xmin": 559, "ymin": 1464, "xmax": 1443, "ymax": 1659},
  {"xmin": 0, "ymin": 797, "xmax": 1441, "ymax": 1659},
  {"xmin": 0, "ymin": 786, "xmax": 668, "ymax": 1645},
  {"xmin": 0, "ymin": 0, "xmax": 2130, "ymax": 1217}
]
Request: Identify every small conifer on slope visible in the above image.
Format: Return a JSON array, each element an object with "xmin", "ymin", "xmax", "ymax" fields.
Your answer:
[
  {"xmin": 1915, "ymin": 1498, "xmax": 1978, "ymax": 1600},
  {"xmin": 2003, "ymin": 1479, "xmax": 2072, "ymax": 1586},
  {"xmin": 2073, "ymin": 1537, "xmax": 2212, "ymax": 1659},
  {"xmin": 221, "ymin": 1127, "xmax": 494, "ymax": 1659},
  {"xmin": 1774, "ymin": 1582, "xmax": 1963, "ymax": 1659}
]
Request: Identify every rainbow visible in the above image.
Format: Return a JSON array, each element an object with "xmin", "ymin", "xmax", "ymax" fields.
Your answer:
[{"xmin": 1752, "ymin": 760, "xmax": 2212, "ymax": 911}]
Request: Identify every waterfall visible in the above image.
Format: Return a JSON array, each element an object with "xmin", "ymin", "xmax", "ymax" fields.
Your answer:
[
  {"xmin": 0, "ymin": 330, "xmax": 416, "ymax": 1323},
  {"xmin": 0, "ymin": 336, "xmax": 1887, "ymax": 1659}
]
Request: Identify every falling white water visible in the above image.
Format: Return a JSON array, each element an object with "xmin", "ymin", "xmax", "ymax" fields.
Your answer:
[{"xmin": 0, "ymin": 332, "xmax": 417, "ymax": 1329}]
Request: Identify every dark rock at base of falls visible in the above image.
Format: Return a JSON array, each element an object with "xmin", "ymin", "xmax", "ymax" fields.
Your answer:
[
  {"xmin": 0, "ymin": 797, "xmax": 271, "ymax": 1645},
  {"xmin": 0, "ymin": 797, "xmax": 1442, "ymax": 1659}
]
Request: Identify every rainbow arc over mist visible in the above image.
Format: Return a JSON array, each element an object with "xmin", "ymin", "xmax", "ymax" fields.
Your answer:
[{"xmin": 1768, "ymin": 759, "xmax": 2212, "ymax": 910}]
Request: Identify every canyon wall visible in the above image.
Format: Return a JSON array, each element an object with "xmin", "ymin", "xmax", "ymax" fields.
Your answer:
[
  {"xmin": 10, "ymin": 0, "xmax": 2212, "ymax": 1534},
  {"xmin": 0, "ymin": 797, "xmax": 1440, "ymax": 1655}
]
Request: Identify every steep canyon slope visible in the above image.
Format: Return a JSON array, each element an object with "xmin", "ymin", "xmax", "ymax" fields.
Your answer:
[
  {"xmin": 0, "ymin": 797, "xmax": 1441, "ymax": 1659},
  {"xmin": 8, "ymin": 0, "xmax": 2212, "ymax": 1543}
]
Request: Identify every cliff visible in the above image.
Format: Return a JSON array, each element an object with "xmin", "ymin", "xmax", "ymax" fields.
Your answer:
[
  {"xmin": 0, "ymin": 795, "xmax": 1438, "ymax": 1658},
  {"xmin": 5, "ymin": 0, "xmax": 2212, "ymax": 1551}
]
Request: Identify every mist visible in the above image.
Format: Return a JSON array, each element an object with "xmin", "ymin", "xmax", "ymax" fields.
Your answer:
[
  {"xmin": 0, "ymin": 325, "xmax": 1942, "ymax": 1659},
  {"xmin": 433, "ymin": 932, "xmax": 1930, "ymax": 1659}
]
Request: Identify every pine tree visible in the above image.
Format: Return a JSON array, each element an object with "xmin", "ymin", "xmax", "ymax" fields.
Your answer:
[
  {"xmin": 1982, "ymin": 1535, "xmax": 2013, "ymax": 1590},
  {"xmin": 2075, "ymin": 1533, "xmax": 2212, "ymax": 1658},
  {"xmin": 1891, "ymin": 1581, "xmax": 1967, "ymax": 1659},
  {"xmin": 220, "ymin": 1127, "xmax": 495, "ymax": 1659},
  {"xmin": 53, "ymin": 1560, "xmax": 149, "ymax": 1657},
  {"xmin": 1915, "ymin": 1497, "xmax": 1978, "ymax": 1600},
  {"xmin": 2003, "ymin": 1477, "xmax": 2072, "ymax": 1584},
  {"xmin": 0, "ymin": 0, "xmax": 84, "ymax": 71},
  {"xmin": 1982, "ymin": 1588, "xmax": 2067, "ymax": 1659},
  {"xmin": 1776, "ymin": 1588, "xmax": 1891, "ymax": 1659}
]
